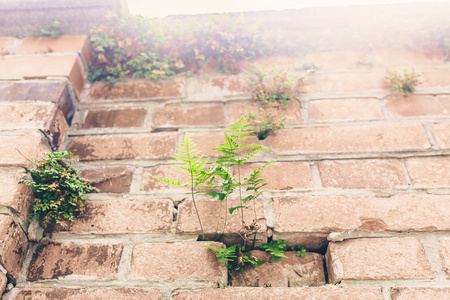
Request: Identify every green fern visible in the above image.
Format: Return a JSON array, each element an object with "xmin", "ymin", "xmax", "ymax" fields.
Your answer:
[
  {"xmin": 151, "ymin": 133, "xmax": 210, "ymax": 239},
  {"xmin": 259, "ymin": 240, "xmax": 287, "ymax": 262}
]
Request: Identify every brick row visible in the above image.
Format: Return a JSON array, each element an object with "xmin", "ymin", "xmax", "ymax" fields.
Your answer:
[
  {"xmin": 56, "ymin": 199, "xmax": 173, "ymax": 234},
  {"xmin": 0, "ymin": 168, "xmax": 33, "ymax": 220},
  {"xmin": 273, "ymin": 194, "xmax": 450, "ymax": 249},
  {"xmin": 26, "ymin": 241, "xmax": 227, "ymax": 285},
  {"xmin": 0, "ymin": 216, "xmax": 28, "ymax": 281},
  {"xmin": 326, "ymin": 238, "xmax": 432, "ymax": 283},
  {"xmin": 0, "ymin": 132, "xmax": 51, "ymax": 167}
]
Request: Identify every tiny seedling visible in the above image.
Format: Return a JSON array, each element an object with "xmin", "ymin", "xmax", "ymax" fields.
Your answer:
[
  {"xmin": 245, "ymin": 65, "xmax": 309, "ymax": 108},
  {"xmin": 31, "ymin": 21, "xmax": 63, "ymax": 38},
  {"xmin": 246, "ymin": 106, "xmax": 287, "ymax": 140},
  {"xmin": 386, "ymin": 68, "xmax": 421, "ymax": 96},
  {"xmin": 25, "ymin": 151, "xmax": 97, "ymax": 231}
]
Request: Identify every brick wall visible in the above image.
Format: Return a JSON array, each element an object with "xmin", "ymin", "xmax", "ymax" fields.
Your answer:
[{"xmin": 1, "ymin": 18, "xmax": 450, "ymax": 300}]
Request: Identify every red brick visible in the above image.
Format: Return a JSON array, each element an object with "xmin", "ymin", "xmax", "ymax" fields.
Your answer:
[
  {"xmin": 391, "ymin": 288, "xmax": 450, "ymax": 300},
  {"xmin": 0, "ymin": 37, "xmax": 14, "ymax": 53},
  {"xmin": 67, "ymin": 133, "xmax": 177, "ymax": 161},
  {"xmin": 81, "ymin": 108, "xmax": 147, "ymax": 129},
  {"xmin": 177, "ymin": 198, "xmax": 267, "ymax": 236},
  {"xmin": 319, "ymin": 159, "xmax": 407, "ymax": 189},
  {"xmin": 249, "ymin": 56, "xmax": 296, "ymax": 69},
  {"xmin": 0, "ymin": 271, "xmax": 6, "ymax": 295},
  {"xmin": 309, "ymin": 98, "xmax": 383, "ymax": 122},
  {"xmin": 152, "ymin": 103, "xmax": 225, "ymax": 128},
  {"xmin": 303, "ymin": 50, "xmax": 360, "ymax": 69},
  {"xmin": 406, "ymin": 156, "xmax": 450, "ymax": 187},
  {"xmin": 0, "ymin": 54, "xmax": 84, "ymax": 96},
  {"xmin": 229, "ymin": 101, "xmax": 303, "ymax": 125},
  {"xmin": 0, "ymin": 81, "xmax": 74, "ymax": 122},
  {"xmin": 440, "ymin": 239, "xmax": 450, "ymax": 277},
  {"xmin": 207, "ymin": 75, "xmax": 251, "ymax": 94},
  {"xmin": 420, "ymin": 69, "xmax": 450, "ymax": 88},
  {"xmin": 231, "ymin": 251, "xmax": 325, "ymax": 287},
  {"xmin": 438, "ymin": 95, "xmax": 450, "ymax": 112},
  {"xmin": 190, "ymin": 132, "xmax": 260, "ymax": 157},
  {"xmin": 273, "ymin": 195, "xmax": 450, "ymax": 235},
  {"xmin": 141, "ymin": 165, "xmax": 189, "ymax": 192},
  {"xmin": 27, "ymin": 242, "xmax": 123, "ymax": 281},
  {"xmin": 305, "ymin": 71, "xmax": 385, "ymax": 94},
  {"xmin": 386, "ymin": 95, "xmax": 448, "ymax": 117},
  {"xmin": 4, "ymin": 288, "xmax": 160, "ymax": 300},
  {"xmin": 18, "ymin": 36, "xmax": 92, "ymax": 67},
  {"xmin": 130, "ymin": 242, "xmax": 227, "ymax": 284},
  {"xmin": 0, "ymin": 216, "xmax": 28, "ymax": 280},
  {"xmin": 240, "ymin": 162, "xmax": 313, "ymax": 190},
  {"xmin": 0, "ymin": 102, "xmax": 67, "ymax": 147},
  {"xmin": 0, "ymin": 168, "xmax": 33, "ymax": 220},
  {"xmin": 87, "ymin": 79, "xmax": 185, "ymax": 100},
  {"xmin": 433, "ymin": 123, "xmax": 450, "ymax": 148},
  {"xmin": 0, "ymin": 132, "xmax": 51, "ymax": 167},
  {"xmin": 171, "ymin": 287, "xmax": 383, "ymax": 299},
  {"xmin": 326, "ymin": 237, "xmax": 433, "ymax": 283},
  {"xmin": 265, "ymin": 123, "xmax": 430, "ymax": 155},
  {"xmin": 79, "ymin": 165, "xmax": 134, "ymax": 193},
  {"xmin": 58, "ymin": 199, "xmax": 173, "ymax": 234}
]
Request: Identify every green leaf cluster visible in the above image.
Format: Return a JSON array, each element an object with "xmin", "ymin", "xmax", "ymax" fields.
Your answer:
[
  {"xmin": 25, "ymin": 151, "xmax": 97, "ymax": 231},
  {"xmin": 246, "ymin": 65, "xmax": 308, "ymax": 108},
  {"xmin": 386, "ymin": 68, "xmax": 421, "ymax": 96},
  {"xmin": 246, "ymin": 107, "xmax": 287, "ymax": 140}
]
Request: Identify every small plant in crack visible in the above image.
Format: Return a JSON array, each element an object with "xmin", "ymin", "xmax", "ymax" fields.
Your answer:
[
  {"xmin": 386, "ymin": 68, "xmax": 421, "ymax": 96},
  {"xmin": 245, "ymin": 65, "xmax": 310, "ymax": 108},
  {"xmin": 24, "ymin": 151, "xmax": 97, "ymax": 232},
  {"xmin": 246, "ymin": 105, "xmax": 287, "ymax": 140}
]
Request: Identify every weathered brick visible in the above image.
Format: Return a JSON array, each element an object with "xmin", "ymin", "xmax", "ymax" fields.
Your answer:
[
  {"xmin": 273, "ymin": 195, "xmax": 450, "ymax": 249},
  {"xmin": 433, "ymin": 123, "xmax": 450, "ymax": 148},
  {"xmin": 4, "ymin": 287, "xmax": 160, "ymax": 300},
  {"xmin": 326, "ymin": 237, "xmax": 433, "ymax": 283},
  {"xmin": 27, "ymin": 242, "xmax": 123, "ymax": 281},
  {"xmin": 67, "ymin": 133, "xmax": 177, "ymax": 161},
  {"xmin": 250, "ymin": 56, "xmax": 296, "ymax": 69},
  {"xmin": 240, "ymin": 162, "xmax": 313, "ymax": 190},
  {"xmin": 17, "ymin": 36, "xmax": 92, "ymax": 67},
  {"xmin": 0, "ymin": 271, "xmax": 6, "ymax": 295},
  {"xmin": 130, "ymin": 242, "xmax": 227, "ymax": 284},
  {"xmin": 391, "ymin": 287, "xmax": 450, "ymax": 300},
  {"xmin": 0, "ymin": 168, "xmax": 33, "ymax": 220},
  {"xmin": 420, "ymin": 69, "xmax": 450, "ymax": 88},
  {"xmin": 0, "ymin": 132, "xmax": 51, "ymax": 166},
  {"xmin": 309, "ymin": 98, "xmax": 383, "ymax": 122},
  {"xmin": 152, "ymin": 103, "xmax": 225, "ymax": 128},
  {"xmin": 171, "ymin": 287, "xmax": 383, "ymax": 299},
  {"xmin": 81, "ymin": 108, "xmax": 147, "ymax": 129},
  {"xmin": 0, "ymin": 102, "xmax": 67, "ymax": 147},
  {"xmin": 231, "ymin": 251, "xmax": 325, "ymax": 287},
  {"xmin": 177, "ymin": 198, "xmax": 267, "ymax": 237},
  {"xmin": 229, "ymin": 101, "xmax": 303, "ymax": 125},
  {"xmin": 303, "ymin": 49, "xmax": 438, "ymax": 69},
  {"xmin": 58, "ymin": 199, "xmax": 173, "ymax": 234},
  {"xmin": 0, "ymin": 54, "xmax": 84, "ymax": 96},
  {"xmin": 141, "ymin": 165, "xmax": 189, "ymax": 192},
  {"xmin": 0, "ymin": 37, "xmax": 14, "ymax": 53},
  {"xmin": 0, "ymin": 216, "xmax": 28, "ymax": 280},
  {"xmin": 265, "ymin": 123, "xmax": 430, "ymax": 155},
  {"xmin": 305, "ymin": 71, "xmax": 385, "ymax": 94},
  {"xmin": 440, "ymin": 239, "xmax": 450, "ymax": 277},
  {"xmin": 319, "ymin": 159, "xmax": 407, "ymax": 189},
  {"xmin": 406, "ymin": 156, "xmax": 450, "ymax": 187},
  {"xmin": 0, "ymin": 81, "xmax": 74, "ymax": 122},
  {"xmin": 87, "ymin": 79, "xmax": 185, "ymax": 100},
  {"xmin": 438, "ymin": 95, "xmax": 450, "ymax": 112},
  {"xmin": 386, "ymin": 95, "xmax": 448, "ymax": 117},
  {"xmin": 79, "ymin": 165, "xmax": 134, "ymax": 193}
]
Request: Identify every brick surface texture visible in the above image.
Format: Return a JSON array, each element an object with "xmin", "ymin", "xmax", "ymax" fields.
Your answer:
[
  {"xmin": 326, "ymin": 238, "xmax": 433, "ymax": 283},
  {"xmin": 1, "ymin": 24, "xmax": 450, "ymax": 299},
  {"xmin": 27, "ymin": 242, "xmax": 123, "ymax": 281}
]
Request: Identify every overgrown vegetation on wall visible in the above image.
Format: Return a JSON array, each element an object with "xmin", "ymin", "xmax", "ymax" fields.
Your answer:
[{"xmin": 88, "ymin": 14, "xmax": 281, "ymax": 85}]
